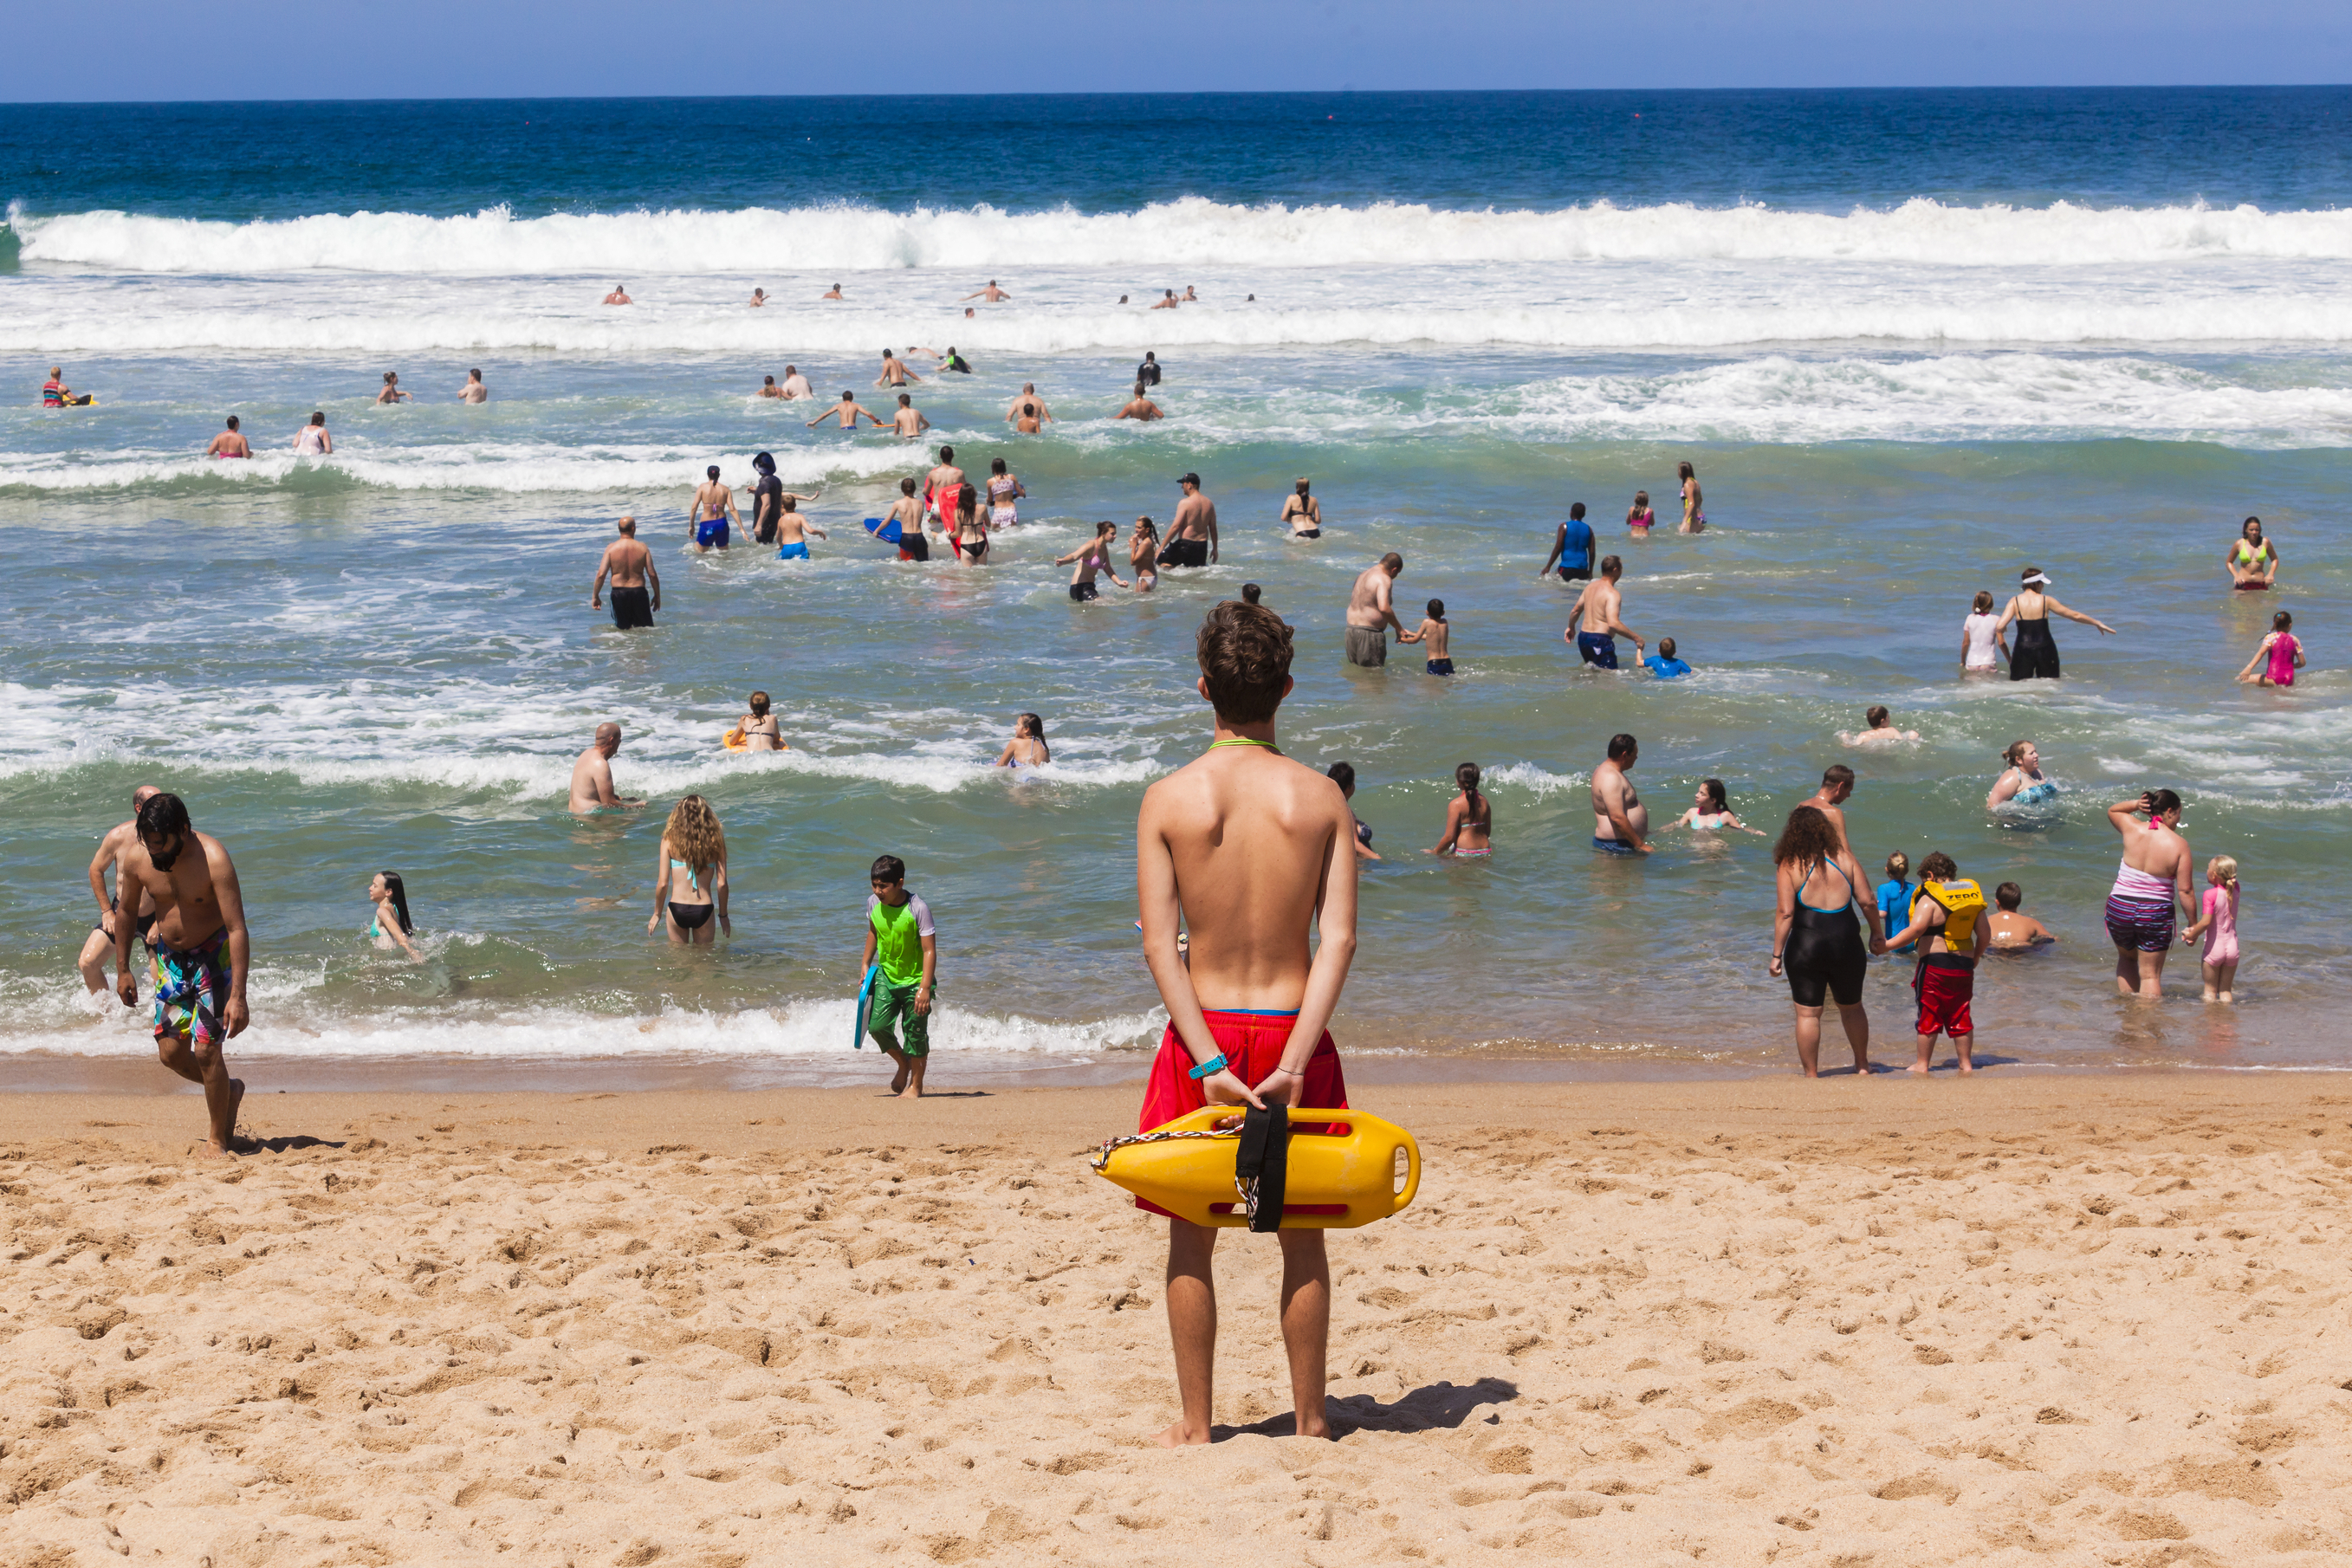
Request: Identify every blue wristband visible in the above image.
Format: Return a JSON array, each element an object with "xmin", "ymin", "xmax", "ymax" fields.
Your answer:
[{"xmin": 1187, "ymin": 1053, "xmax": 1228, "ymax": 1081}]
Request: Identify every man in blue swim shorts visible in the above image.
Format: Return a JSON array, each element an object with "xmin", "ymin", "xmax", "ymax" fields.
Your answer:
[
  {"xmin": 1564, "ymin": 554, "xmax": 1643, "ymax": 671},
  {"xmin": 690, "ymin": 464, "xmax": 737, "ymax": 551}
]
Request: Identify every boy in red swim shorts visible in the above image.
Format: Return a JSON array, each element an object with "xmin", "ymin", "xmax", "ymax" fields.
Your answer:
[
  {"xmin": 1134, "ymin": 599, "xmax": 1363, "ymax": 1446},
  {"xmin": 1886, "ymin": 852, "xmax": 1988, "ymax": 1075}
]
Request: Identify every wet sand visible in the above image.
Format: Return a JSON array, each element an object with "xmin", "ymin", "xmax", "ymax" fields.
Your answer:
[{"xmin": 4, "ymin": 1075, "xmax": 2349, "ymax": 1565}]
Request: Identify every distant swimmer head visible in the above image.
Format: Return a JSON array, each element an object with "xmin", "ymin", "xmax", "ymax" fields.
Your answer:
[
  {"xmin": 839, "ymin": 390, "xmax": 854, "ymax": 401},
  {"xmin": 1700, "ymin": 777, "xmax": 1729, "ymax": 812},
  {"xmin": 1569, "ymin": 501, "xmax": 1585, "ymax": 520},
  {"xmin": 1427, "ymin": 598, "xmax": 1444, "ymax": 619},
  {"xmin": 1326, "ymin": 761, "xmax": 1356, "ymax": 795},
  {"xmin": 1599, "ymin": 554, "xmax": 1623, "ymax": 578},
  {"xmin": 990, "ymin": 457, "xmax": 1008, "ymax": 475},
  {"xmin": 1677, "ymin": 461, "xmax": 1696, "ymax": 481},
  {"xmin": 594, "ymin": 722, "xmax": 623, "ymax": 754},
  {"xmin": 2020, "ymin": 567, "xmax": 2051, "ymax": 586},
  {"xmin": 763, "ymin": 375, "xmax": 776, "ymax": 387},
  {"xmin": 748, "ymin": 690, "xmax": 771, "ymax": 716},
  {"xmin": 1821, "ymin": 763, "xmax": 1856, "ymax": 800},
  {"xmin": 1017, "ymin": 711, "xmax": 1045, "ymax": 741},
  {"xmin": 1607, "ymin": 733, "xmax": 1638, "ymax": 763},
  {"xmin": 784, "ymin": 364, "xmax": 797, "ymax": 375},
  {"xmin": 707, "ymin": 465, "xmax": 721, "ymax": 480},
  {"xmin": 1240, "ymin": 581, "xmax": 1261, "ymax": 605},
  {"xmin": 752, "ymin": 452, "xmax": 775, "ymax": 474},
  {"xmin": 1658, "ymin": 636, "xmax": 1676, "ymax": 659},
  {"xmin": 1632, "ymin": 489, "xmax": 1649, "ymax": 508},
  {"xmin": 383, "ymin": 372, "xmax": 398, "ymax": 385},
  {"xmin": 308, "ymin": 411, "xmax": 326, "ymax": 426},
  {"xmin": 2243, "ymin": 516, "xmax": 2265, "ymax": 541},
  {"xmin": 224, "ymin": 415, "xmax": 238, "ymax": 431},
  {"xmin": 1973, "ymin": 589, "xmax": 1994, "ymax": 612},
  {"xmin": 1296, "ymin": 478, "xmax": 1312, "ymax": 493},
  {"xmin": 1134, "ymin": 515, "xmax": 1158, "ymax": 542},
  {"xmin": 2272, "ymin": 609, "xmax": 2293, "ymax": 631},
  {"xmin": 899, "ymin": 477, "xmax": 917, "ymax": 496},
  {"xmin": 1455, "ymin": 761, "xmax": 1482, "ymax": 798},
  {"xmin": 1022, "ymin": 382, "xmax": 1036, "ymax": 393},
  {"xmin": 897, "ymin": 393, "xmax": 911, "ymax": 406},
  {"xmin": 468, "ymin": 369, "xmax": 481, "ymax": 382},
  {"xmin": 130, "ymin": 784, "xmax": 160, "ymax": 810},
  {"xmin": 1134, "ymin": 382, "xmax": 1148, "ymax": 397},
  {"xmin": 1094, "ymin": 519, "xmax": 1118, "ymax": 538},
  {"xmin": 1995, "ymin": 881, "xmax": 2023, "ymax": 910},
  {"xmin": 1196, "ymin": 601, "xmax": 1296, "ymax": 725},
  {"xmin": 939, "ymin": 445, "xmax": 955, "ymax": 462},
  {"xmin": 617, "ymin": 515, "xmax": 637, "ymax": 535},
  {"xmin": 2003, "ymin": 739, "xmax": 2036, "ymax": 768},
  {"xmin": 1884, "ymin": 851, "xmax": 1909, "ymax": 879},
  {"xmin": 1381, "ymin": 553, "xmax": 1404, "ymax": 575},
  {"xmin": 1866, "ymin": 705, "xmax": 1891, "ymax": 729},
  {"xmin": 1144, "ymin": 352, "xmax": 1157, "ymax": 363}
]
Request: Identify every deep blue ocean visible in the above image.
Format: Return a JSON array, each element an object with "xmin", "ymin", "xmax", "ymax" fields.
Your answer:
[{"xmin": 2, "ymin": 88, "xmax": 2346, "ymax": 1082}]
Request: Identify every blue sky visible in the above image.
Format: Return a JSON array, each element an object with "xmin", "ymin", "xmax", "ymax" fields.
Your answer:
[{"xmin": 5, "ymin": 0, "xmax": 2347, "ymax": 100}]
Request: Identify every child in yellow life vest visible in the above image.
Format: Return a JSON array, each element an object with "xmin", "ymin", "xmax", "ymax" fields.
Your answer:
[
  {"xmin": 1883, "ymin": 852, "xmax": 1987, "ymax": 1074},
  {"xmin": 860, "ymin": 854, "xmax": 936, "ymax": 1098}
]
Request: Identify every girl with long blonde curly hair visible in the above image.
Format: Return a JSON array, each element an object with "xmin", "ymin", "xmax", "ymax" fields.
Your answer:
[{"xmin": 649, "ymin": 794, "xmax": 730, "ymax": 944}]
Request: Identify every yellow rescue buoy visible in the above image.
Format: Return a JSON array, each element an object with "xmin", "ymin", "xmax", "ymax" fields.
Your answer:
[{"xmin": 1090, "ymin": 1106, "xmax": 1421, "ymax": 1229}]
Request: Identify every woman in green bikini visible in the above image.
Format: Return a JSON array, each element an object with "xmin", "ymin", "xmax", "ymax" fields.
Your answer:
[{"xmin": 2226, "ymin": 516, "xmax": 2278, "ymax": 590}]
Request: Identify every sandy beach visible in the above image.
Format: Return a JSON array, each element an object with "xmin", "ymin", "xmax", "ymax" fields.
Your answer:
[{"xmin": 4, "ymin": 1074, "xmax": 2350, "ymax": 1566}]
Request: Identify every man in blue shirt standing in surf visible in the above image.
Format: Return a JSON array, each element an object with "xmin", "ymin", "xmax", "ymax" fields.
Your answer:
[{"xmin": 1540, "ymin": 501, "xmax": 1595, "ymax": 582}]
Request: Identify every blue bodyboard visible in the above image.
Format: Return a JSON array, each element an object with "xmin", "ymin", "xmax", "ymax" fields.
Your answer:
[
  {"xmin": 863, "ymin": 516, "xmax": 902, "ymax": 545},
  {"xmin": 852, "ymin": 962, "xmax": 880, "ymax": 1049}
]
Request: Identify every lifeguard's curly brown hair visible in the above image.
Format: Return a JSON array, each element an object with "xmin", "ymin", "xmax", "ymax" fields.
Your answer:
[{"xmin": 1195, "ymin": 601, "xmax": 1293, "ymax": 724}]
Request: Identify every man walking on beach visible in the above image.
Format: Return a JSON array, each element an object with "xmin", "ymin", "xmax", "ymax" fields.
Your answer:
[
  {"xmin": 1564, "ymin": 555, "xmax": 1643, "ymax": 669},
  {"xmin": 79, "ymin": 785, "xmax": 161, "ymax": 995},
  {"xmin": 1344, "ymin": 554, "xmax": 1406, "ymax": 668},
  {"xmin": 1159, "ymin": 473, "xmax": 1219, "ymax": 568},
  {"xmin": 569, "ymin": 723, "xmax": 644, "ymax": 813},
  {"xmin": 113, "ymin": 793, "xmax": 251, "ymax": 1158},
  {"xmin": 1592, "ymin": 733, "xmax": 1650, "ymax": 855},
  {"xmin": 592, "ymin": 517, "xmax": 659, "ymax": 629},
  {"xmin": 1135, "ymin": 599, "xmax": 1360, "ymax": 1445}
]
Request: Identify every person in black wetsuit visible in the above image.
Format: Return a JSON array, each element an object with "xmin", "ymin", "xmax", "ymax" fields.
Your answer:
[
  {"xmin": 1136, "ymin": 351, "xmax": 1162, "ymax": 387},
  {"xmin": 1768, "ymin": 804, "xmax": 1889, "ymax": 1077},
  {"xmin": 1994, "ymin": 567, "xmax": 2115, "ymax": 681}
]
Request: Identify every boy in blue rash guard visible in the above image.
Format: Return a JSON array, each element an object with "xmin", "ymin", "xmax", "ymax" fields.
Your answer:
[
  {"xmin": 1642, "ymin": 637, "xmax": 1690, "ymax": 677},
  {"xmin": 860, "ymin": 855, "xmax": 936, "ymax": 1098},
  {"xmin": 1540, "ymin": 501, "xmax": 1595, "ymax": 582},
  {"xmin": 1876, "ymin": 852, "xmax": 1916, "ymax": 956}
]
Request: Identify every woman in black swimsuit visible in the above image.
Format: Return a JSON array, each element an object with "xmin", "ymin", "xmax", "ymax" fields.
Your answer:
[
  {"xmin": 1768, "ymin": 805, "xmax": 1888, "ymax": 1077},
  {"xmin": 1996, "ymin": 566, "xmax": 2116, "ymax": 681},
  {"xmin": 648, "ymin": 795, "xmax": 729, "ymax": 945}
]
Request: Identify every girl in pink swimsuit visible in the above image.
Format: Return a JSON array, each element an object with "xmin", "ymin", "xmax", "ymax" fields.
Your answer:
[
  {"xmin": 2237, "ymin": 610, "xmax": 2303, "ymax": 688},
  {"xmin": 2182, "ymin": 855, "xmax": 2241, "ymax": 1003}
]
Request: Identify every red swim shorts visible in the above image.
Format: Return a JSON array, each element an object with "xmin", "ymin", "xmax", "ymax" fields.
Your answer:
[
  {"xmin": 1133, "ymin": 1010, "xmax": 1348, "ymax": 1219},
  {"xmin": 1915, "ymin": 957, "xmax": 1975, "ymax": 1038}
]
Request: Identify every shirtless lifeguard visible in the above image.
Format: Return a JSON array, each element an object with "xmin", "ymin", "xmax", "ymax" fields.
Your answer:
[
  {"xmin": 1591, "ymin": 734, "xmax": 1650, "ymax": 855},
  {"xmin": 113, "ymin": 794, "xmax": 252, "ymax": 1157},
  {"xmin": 1134, "ymin": 600, "xmax": 1359, "ymax": 1446}
]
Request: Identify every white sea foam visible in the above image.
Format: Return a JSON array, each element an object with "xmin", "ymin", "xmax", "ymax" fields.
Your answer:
[
  {"xmin": 0, "ymin": 442, "xmax": 917, "ymax": 497},
  {"xmin": 0, "ymin": 990, "xmax": 1166, "ymax": 1061},
  {"xmin": 16, "ymin": 197, "xmax": 2352, "ymax": 275}
]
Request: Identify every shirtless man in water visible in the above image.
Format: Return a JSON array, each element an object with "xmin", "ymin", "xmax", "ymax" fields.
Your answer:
[
  {"xmin": 923, "ymin": 446, "xmax": 967, "ymax": 527},
  {"xmin": 1005, "ymin": 384, "xmax": 1054, "ymax": 431},
  {"xmin": 961, "ymin": 281, "xmax": 1013, "ymax": 302},
  {"xmin": 1135, "ymin": 599, "xmax": 1359, "ymax": 1445},
  {"xmin": 1563, "ymin": 555, "xmax": 1643, "ymax": 669},
  {"xmin": 113, "ymin": 794, "xmax": 251, "ymax": 1157},
  {"xmin": 591, "ymin": 517, "xmax": 660, "ymax": 628},
  {"xmin": 1344, "ymin": 554, "xmax": 1404, "ymax": 668},
  {"xmin": 778, "ymin": 366, "xmax": 813, "ymax": 399},
  {"xmin": 1803, "ymin": 766, "xmax": 1858, "ymax": 855},
  {"xmin": 888, "ymin": 393, "xmax": 931, "ymax": 438},
  {"xmin": 1159, "ymin": 473, "xmax": 1219, "ymax": 568},
  {"xmin": 204, "ymin": 418, "xmax": 250, "ymax": 458},
  {"xmin": 1591, "ymin": 733, "xmax": 1650, "ymax": 855},
  {"xmin": 808, "ymin": 391, "xmax": 885, "ymax": 431},
  {"xmin": 876, "ymin": 349, "xmax": 923, "ymax": 388},
  {"xmin": 569, "ymin": 722, "xmax": 645, "ymax": 813},
  {"xmin": 603, "ymin": 284, "xmax": 632, "ymax": 305},
  {"xmin": 79, "ymin": 784, "xmax": 161, "ymax": 995},
  {"xmin": 1116, "ymin": 383, "xmax": 1165, "ymax": 421}
]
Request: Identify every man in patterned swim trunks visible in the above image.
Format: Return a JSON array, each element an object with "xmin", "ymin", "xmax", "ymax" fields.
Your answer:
[
  {"xmin": 113, "ymin": 793, "xmax": 253, "ymax": 1157},
  {"xmin": 1135, "ymin": 600, "xmax": 1363, "ymax": 1446}
]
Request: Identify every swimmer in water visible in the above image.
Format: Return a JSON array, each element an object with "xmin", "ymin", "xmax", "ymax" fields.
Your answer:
[
  {"xmin": 1985, "ymin": 881, "xmax": 2057, "ymax": 951},
  {"xmin": 1117, "ymin": 382, "xmax": 1166, "ymax": 421},
  {"xmin": 771, "ymin": 495, "xmax": 826, "ymax": 559},
  {"xmin": 995, "ymin": 712, "xmax": 1049, "ymax": 767},
  {"xmin": 603, "ymin": 284, "xmax": 632, "ymax": 305},
  {"xmin": 204, "ymin": 416, "xmax": 249, "ymax": 458},
  {"xmin": 1280, "ymin": 479, "xmax": 1323, "ymax": 540},
  {"xmin": 2226, "ymin": 517, "xmax": 2278, "ymax": 590},
  {"xmin": 748, "ymin": 288, "xmax": 768, "ymax": 308},
  {"xmin": 459, "ymin": 368, "xmax": 487, "ymax": 404},
  {"xmin": 1668, "ymin": 778, "xmax": 1763, "ymax": 835},
  {"xmin": 1986, "ymin": 740, "xmax": 2056, "ymax": 810},
  {"xmin": 876, "ymin": 348, "xmax": 923, "ymax": 387},
  {"xmin": 735, "ymin": 690, "xmax": 783, "ymax": 751},
  {"xmin": 1428, "ymin": 762, "xmax": 1492, "ymax": 857},
  {"xmin": 1626, "ymin": 491, "xmax": 1655, "ymax": 535},
  {"xmin": 689, "ymin": 465, "xmax": 737, "ymax": 551},
  {"xmin": 375, "ymin": 372, "xmax": 411, "ymax": 405},
  {"xmin": 961, "ymin": 281, "xmax": 1013, "ymax": 303},
  {"xmin": 1328, "ymin": 761, "xmax": 1380, "ymax": 860},
  {"xmin": 1996, "ymin": 567, "xmax": 2115, "ymax": 682},
  {"xmin": 986, "ymin": 458, "xmax": 1025, "ymax": 528},
  {"xmin": 1005, "ymin": 384, "xmax": 1054, "ymax": 431},
  {"xmin": 1396, "ymin": 598, "xmax": 1452, "ymax": 676},
  {"xmin": 807, "ymin": 391, "xmax": 886, "ymax": 431},
  {"xmin": 647, "ymin": 795, "xmax": 729, "ymax": 946},
  {"xmin": 1960, "ymin": 589, "xmax": 2007, "ymax": 673},
  {"xmin": 1058, "ymin": 521, "xmax": 1129, "ymax": 601},
  {"xmin": 2104, "ymin": 788, "xmax": 2194, "ymax": 998},
  {"xmin": 293, "ymin": 411, "xmax": 332, "ymax": 455},
  {"xmin": 366, "ymin": 871, "xmax": 424, "ymax": 962},
  {"xmin": 821, "ymin": 283, "xmax": 844, "ymax": 301},
  {"xmin": 2237, "ymin": 610, "xmax": 2304, "ymax": 687},
  {"xmin": 1677, "ymin": 461, "xmax": 1705, "ymax": 533},
  {"xmin": 1844, "ymin": 706, "xmax": 1920, "ymax": 747},
  {"xmin": 1130, "ymin": 516, "xmax": 1161, "ymax": 592},
  {"xmin": 888, "ymin": 392, "xmax": 931, "ymax": 439}
]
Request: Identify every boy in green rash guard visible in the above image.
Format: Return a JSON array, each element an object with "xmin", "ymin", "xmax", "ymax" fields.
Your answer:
[{"xmin": 860, "ymin": 855, "xmax": 937, "ymax": 1098}]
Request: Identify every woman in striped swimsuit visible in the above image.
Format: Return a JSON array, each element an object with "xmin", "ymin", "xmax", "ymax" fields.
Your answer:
[{"xmin": 2103, "ymin": 789, "xmax": 2194, "ymax": 999}]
